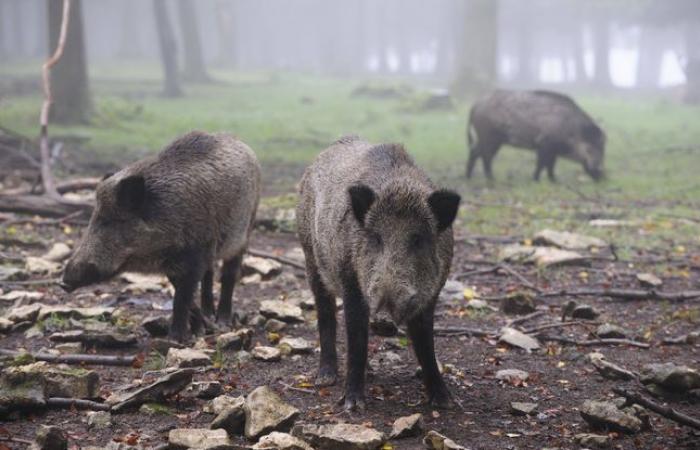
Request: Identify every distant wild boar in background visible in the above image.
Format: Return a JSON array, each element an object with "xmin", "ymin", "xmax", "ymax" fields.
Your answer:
[
  {"xmin": 466, "ymin": 90, "xmax": 606, "ymax": 181},
  {"xmin": 62, "ymin": 131, "xmax": 261, "ymax": 342},
  {"xmin": 297, "ymin": 136, "xmax": 460, "ymax": 410}
]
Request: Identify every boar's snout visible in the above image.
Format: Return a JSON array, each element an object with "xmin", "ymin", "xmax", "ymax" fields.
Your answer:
[
  {"xmin": 373, "ymin": 284, "xmax": 420, "ymax": 325},
  {"xmin": 586, "ymin": 166, "xmax": 604, "ymax": 182},
  {"xmin": 61, "ymin": 260, "xmax": 102, "ymax": 292}
]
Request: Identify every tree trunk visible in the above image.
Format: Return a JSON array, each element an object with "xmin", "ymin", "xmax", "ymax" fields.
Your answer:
[
  {"xmin": 176, "ymin": 0, "xmax": 210, "ymax": 82},
  {"xmin": 0, "ymin": 1, "xmax": 5, "ymax": 60},
  {"xmin": 11, "ymin": 0, "xmax": 24, "ymax": 57},
  {"xmin": 636, "ymin": 27, "xmax": 664, "ymax": 90},
  {"xmin": 683, "ymin": 22, "xmax": 700, "ymax": 104},
  {"xmin": 118, "ymin": 0, "xmax": 141, "ymax": 58},
  {"xmin": 153, "ymin": 0, "xmax": 182, "ymax": 97},
  {"xmin": 573, "ymin": 25, "xmax": 588, "ymax": 84},
  {"xmin": 214, "ymin": 0, "xmax": 235, "ymax": 66},
  {"xmin": 47, "ymin": 0, "xmax": 92, "ymax": 124},
  {"xmin": 592, "ymin": 17, "xmax": 612, "ymax": 87},
  {"xmin": 452, "ymin": 0, "xmax": 499, "ymax": 96}
]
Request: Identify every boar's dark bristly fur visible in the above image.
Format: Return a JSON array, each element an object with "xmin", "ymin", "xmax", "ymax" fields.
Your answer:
[
  {"xmin": 62, "ymin": 131, "xmax": 260, "ymax": 342},
  {"xmin": 466, "ymin": 89, "xmax": 606, "ymax": 182},
  {"xmin": 297, "ymin": 136, "xmax": 460, "ymax": 410}
]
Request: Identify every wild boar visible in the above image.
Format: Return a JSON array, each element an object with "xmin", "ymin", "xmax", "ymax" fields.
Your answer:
[
  {"xmin": 297, "ymin": 136, "xmax": 460, "ymax": 410},
  {"xmin": 62, "ymin": 131, "xmax": 260, "ymax": 342},
  {"xmin": 466, "ymin": 90, "xmax": 606, "ymax": 181}
]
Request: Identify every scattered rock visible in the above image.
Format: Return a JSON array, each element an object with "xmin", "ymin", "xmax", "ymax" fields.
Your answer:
[
  {"xmin": 0, "ymin": 317, "xmax": 13, "ymax": 333},
  {"xmin": 499, "ymin": 244, "xmax": 587, "ymax": 267},
  {"xmin": 0, "ymin": 289, "xmax": 44, "ymax": 303},
  {"xmin": 37, "ymin": 305, "xmax": 114, "ymax": 321},
  {"xmin": 253, "ymin": 432, "xmax": 314, "ymax": 450},
  {"xmin": 86, "ymin": 410, "xmax": 112, "ymax": 430},
  {"xmin": 293, "ymin": 423, "xmax": 385, "ymax": 450},
  {"xmin": 0, "ymin": 266, "xmax": 26, "ymax": 282},
  {"xmin": 580, "ymin": 400, "xmax": 642, "ymax": 433},
  {"xmin": 0, "ymin": 364, "xmax": 46, "ymax": 413},
  {"xmin": 121, "ymin": 272, "xmax": 169, "ymax": 293},
  {"xmin": 571, "ymin": 304, "xmax": 599, "ymax": 320},
  {"xmin": 441, "ymin": 279, "xmax": 465, "ymax": 301},
  {"xmin": 500, "ymin": 293, "xmax": 537, "ymax": 315},
  {"xmin": 31, "ymin": 425, "xmax": 68, "ymax": 450},
  {"xmin": 589, "ymin": 219, "xmax": 636, "ymax": 227},
  {"xmin": 389, "ymin": 413, "xmax": 423, "ymax": 439},
  {"xmin": 210, "ymin": 395, "xmax": 246, "ymax": 435},
  {"xmin": 141, "ymin": 315, "xmax": 169, "ymax": 337},
  {"xmin": 495, "ymin": 369, "xmax": 530, "ymax": 385},
  {"xmin": 244, "ymin": 386, "xmax": 300, "ymax": 440},
  {"xmin": 259, "ymin": 300, "xmax": 304, "ymax": 323},
  {"xmin": 278, "ymin": 337, "xmax": 313, "ymax": 355},
  {"xmin": 54, "ymin": 342, "xmax": 83, "ymax": 354},
  {"xmin": 5, "ymin": 362, "xmax": 99, "ymax": 399},
  {"xmin": 533, "ymin": 229, "xmax": 607, "ymax": 250},
  {"xmin": 217, "ymin": 328, "xmax": 253, "ymax": 351},
  {"xmin": 498, "ymin": 327, "xmax": 540, "ymax": 352},
  {"xmin": 49, "ymin": 330, "xmax": 137, "ymax": 348},
  {"xmin": 42, "ymin": 242, "xmax": 72, "ymax": 262},
  {"xmin": 595, "ymin": 323, "xmax": 630, "ymax": 339},
  {"xmin": 205, "ymin": 395, "xmax": 246, "ymax": 415},
  {"xmin": 372, "ymin": 351, "xmax": 405, "ymax": 372},
  {"xmin": 6, "ymin": 303, "xmax": 42, "ymax": 323},
  {"xmin": 510, "ymin": 401, "xmax": 538, "ymax": 415},
  {"xmin": 636, "ymin": 272, "xmax": 663, "ymax": 287},
  {"xmin": 265, "ymin": 318, "xmax": 287, "ymax": 333},
  {"xmin": 109, "ymin": 369, "xmax": 193, "ymax": 412},
  {"xmin": 252, "ymin": 346, "xmax": 282, "ymax": 362},
  {"xmin": 640, "ymin": 363, "xmax": 700, "ymax": 393},
  {"xmin": 168, "ymin": 428, "xmax": 233, "ymax": 450},
  {"xmin": 165, "ymin": 348, "xmax": 212, "ymax": 368},
  {"xmin": 244, "ymin": 256, "xmax": 283, "ymax": 279},
  {"xmin": 422, "ymin": 430, "xmax": 466, "ymax": 450},
  {"xmin": 189, "ymin": 381, "xmax": 222, "ymax": 400},
  {"xmin": 25, "ymin": 256, "xmax": 61, "ymax": 274},
  {"xmin": 574, "ymin": 433, "xmax": 610, "ymax": 448}
]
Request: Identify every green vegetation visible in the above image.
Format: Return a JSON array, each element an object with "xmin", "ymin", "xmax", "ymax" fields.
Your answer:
[{"xmin": 1, "ymin": 61, "xmax": 698, "ymax": 252}]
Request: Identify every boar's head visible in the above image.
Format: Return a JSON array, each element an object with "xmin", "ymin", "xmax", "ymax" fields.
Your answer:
[
  {"xmin": 62, "ymin": 172, "xmax": 161, "ymax": 291},
  {"xmin": 347, "ymin": 182, "xmax": 460, "ymax": 325},
  {"xmin": 572, "ymin": 124, "xmax": 606, "ymax": 181}
]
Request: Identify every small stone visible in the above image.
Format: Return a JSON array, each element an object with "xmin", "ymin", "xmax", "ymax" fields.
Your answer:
[
  {"xmin": 533, "ymin": 229, "xmax": 607, "ymax": 250},
  {"xmin": 293, "ymin": 423, "xmax": 385, "ymax": 450},
  {"xmin": 389, "ymin": 413, "xmax": 423, "ymax": 439},
  {"xmin": 0, "ymin": 266, "xmax": 26, "ymax": 282},
  {"xmin": 636, "ymin": 272, "xmax": 663, "ymax": 288},
  {"xmin": 139, "ymin": 402, "xmax": 172, "ymax": 415},
  {"xmin": 265, "ymin": 318, "xmax": 287, "ymax": 332},
  {"xmin": 500, "ymin": 292, "xmax": 537, "ymax": 315},
  {"xmin": 189, "ymin": 381, "xmax": 222, "ymax": 399},
  {"xmin": 510, "ymin": 401, "xmax": 538, "ymax": 415},
  {"xmin": 595, "ymin": 323, "xmax": 629, "ymax": 339},
  {"xmin": 372, "ymin": 351, "xmax": 405, "ymax": 372},
  {"xmin": 0, "ymin": 290, "xmax": 44, "ymax": 303},
  {"xmin": 33, "ymin": 425, "xmax": 68, "ymax": 450},
  {"xmin": 6, "ymin": 362, "xmax": 99, "ymax": 399},
  {"xmin": 25, "ymin": 257, "xmax": 61, "ymax": 274},
  {"xmin": 108, "ymin": 369, "xmax": 193, "ymax": 412},
  {"xmin": 259, "ymin": 300, "xmax": 304, "ymax": 323},
  {"xmin": 217, "ymin": 328, "xmax": 253, "ymax": 351},
  {"xmin": 168, "ymin": 428, "xmax": 232, "ymax": 450},
  {"xmin": 278, "ymin": 337, "xmax": 313, "ymax": 355},
  {"xmin": 86, "ymin": 410, "xmax": 112, "ymax": 430},
  {"xmin": 249, "ymin": 314, "xmax": 267, "ymax": 327},
  {"xmin": 422, "ymin": 430, "xmax": 466, "ymax": 450},
  {"xmin": 640, "ymin": 363, "xmax": 700, "ymax": 393},
  {"xmin": 441, "ymin": 279, "xmax": 465, "ymax": 301},
  {"xmin": 243, "ymin": 256, "xmax": 283, "ymax": 279},
  {"xmin": 210, "ymin": 395, "xmax": 246, "ymax": 435},
  {"xmin": 498, "ymin": 327, "xmax": 540, "ymax": 352},
  {"xmin": 141, "ymin": 315, "xmax": 169, "ymax": 337},
  {"xmin": 571, "ymin": 304, "xmax": 599, "ymax": 320},
  {"xmin": 54, "ymin": 342, "xmax": 83, "ymax": 354},
  {"xmin": 6, "ymin": 303, "xmax": 42, "ymax": 323},
  {"xmin": 499, "ymin": 244, "xmax": 587, "ymax": 267},
  {"xmin": 580, "ymin": 400, "xmax": 642, "ymax": 433},
  {"xmin": 574, "ymin": 433, "xmax": 610, "ymax": 448},
  {"xmin": 496, "ymin": 369, "xmax": 530, "ymax": 384},
  {"xmin": 0, "ymin": 365, "xmax": 46, "ymax": 412},
  {"xmin": 0, "ymin": 317, "xmax": 13, "ymax": 333},
  {"xmin": 205, "ymin": 395, "xmax": 245, "ymax": 415},
  {"xmin": 465, "ymin": 299, "xmax": 494, "ymax": 311},
  {"xmin": 165, "ymin": 348, "xmax": 211, "ymax": 368},
  {"xmin": 121, "ymin": 272, "xmax": 168, "ymax": 293},
  {"xmin": 42, "ymin": 243, "xmax": 72, "ymax": 262},
  {"xmin": 244, "ymin": 386, "xmax": 300, "ymax": 440},
  {"xmin": 252, "ymin": 346, "xmax": 282, "ymax": 362},
  {"xmin": 151, "ymin": 338, "xmax": 184, "ymax": 355},
  {"xmin": 253, "ymin": 432, "xmax": 314, "ymax": 450}
]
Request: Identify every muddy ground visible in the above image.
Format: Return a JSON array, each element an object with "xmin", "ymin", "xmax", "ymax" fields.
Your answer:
[{"xmin": 1, "ymin": 220, "xmax": 699, "ymax": 450}]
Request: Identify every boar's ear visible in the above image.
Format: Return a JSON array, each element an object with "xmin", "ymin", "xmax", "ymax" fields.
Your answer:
[
  {"xmin": 428, "ymin": 189, "xmax": 460, "ymax": 232},
  {"xmin": 348, "ymin": 184, "xmax": 376, "ymax": 226},
  {"xmin": 582, "ymin": 124, "xmax": 604, "ymax": 144},
  {"xmin": 116, "ymin": 175, "xmax": 147, "ymax": 215}
]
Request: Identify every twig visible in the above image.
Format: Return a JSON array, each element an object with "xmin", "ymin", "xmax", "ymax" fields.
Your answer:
[
  {"xmin": 46, "ymin": 397, "xmax": 111, "ymax": 411},
  {"xmin": 499, "ymin": 263, "xmax": 541, "ymax": 292},
  {"xmin": 454, "ymin": 265, "xmax": 499, "ymax": 279},
  {"xmin": 523, "ymin": 321, "xmax": 598, "ymax": 335},
  {"xmin": 247, "ymin": 248, "xmax": 306, "ymax": 271},
  {"xmin": 0, "ymin": 348, "xmax": 138, "ymax": 366},
  {"xmin": 1, "ymin": 210, "xmax": 85, "ymax": 227},
  {"xmin": 0, "ymin": 142, "xmax": 40, "ymax": 168},
  {"xmin": 537, "ymin": 335, "xmax": 650, "ymax": 348},
  {"xmin": 0, "ymin": 437, "xmax": 34, "ymax": 446},
  {"xmin": 0, "ymin": 278, "xmax": 59, "ymax": 287},
  {"xmin": 612, "ymin": 387, "xmax": 700, "ymax": 430},
  {"xmin": 279, "ymin": 381, "xmax": 315, "ymax": 395},
  {"xmin": 506, "ymin": 310, "xmax": 545, "ymax": 327},
  {"xmin": 433, "ymin": 327, "xmax": 494, "ymax": 337},
  {"xmin": 539, "ymin": 288, "xmax": 700, "ymax": 302}
]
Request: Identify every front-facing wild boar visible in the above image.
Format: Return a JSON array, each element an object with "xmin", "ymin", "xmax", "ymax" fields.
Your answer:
[
  {"xmin": 466, "ymin": 90, "xmax": 606, "ymax": 181},
  {"xmin": 297, "ymin": 136, "xmax": 460, "ymax": 410},
  {"xmin": 62, "ymin": 131, "xmax": 260, "ymax": 342}
]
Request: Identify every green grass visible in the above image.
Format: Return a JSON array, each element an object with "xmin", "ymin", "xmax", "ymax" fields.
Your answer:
[{"xmin": 1, "ymin": 60, "xmax": 699, "ymax": 251}]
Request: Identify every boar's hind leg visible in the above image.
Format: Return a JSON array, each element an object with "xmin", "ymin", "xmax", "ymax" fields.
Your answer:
[
  {"xmin": 217, "ymin": 253, "xmax": 243, "ymax": 327},
  {"xmin": 168, "ymin": 272, "xmax": 203, "ymax": 343},
  {"xmin": 201, "ymin": 269, "xmax": 215, "ymax": 317},
  {"xmin": 534, "ymin": 148, "xmax": 557, "ymax": 182},
  {"xmin": 341, "ymin": 279, "xmax": 369, "ymax": 411},
  {"xmin": 408, "ymin": 304, "xmax": 451, "ymax": 408}
]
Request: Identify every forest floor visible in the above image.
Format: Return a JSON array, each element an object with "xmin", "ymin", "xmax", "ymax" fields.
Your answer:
[{"xmin": 0, "ymin": 63, "xmax": 699, "ymax": 449}]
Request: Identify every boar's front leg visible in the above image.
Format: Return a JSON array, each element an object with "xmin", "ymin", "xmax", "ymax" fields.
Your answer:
[
  {"xmin": 217, "ymin": 253, "xmax": 243, "ymax": 327},
  {"xmin": 341, "ymin": 278, "xmax": 369, "ymax": 411},
  {"xmin": 167, "ymin": 250, "xmax": 207, "ymax": 343},
  {"xmin": 201, "ymin": 269, "xmax": 215, "ymax": 317},
  {"xmin": 408, "ymin": 302, "xmax": 451, "ymax": 408}
]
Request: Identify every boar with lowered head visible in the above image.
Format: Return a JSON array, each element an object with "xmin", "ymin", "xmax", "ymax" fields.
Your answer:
[
  {"xmin": 62, "ymin": 131, "xmax": 260, "ymax": 342},
  {"xmin": 297, "ymin": 136, "xmax": 460, "ymax": 410},
  {"xmin": 466, "ymin": 90, "xmax": 606, "ymax": 181}
]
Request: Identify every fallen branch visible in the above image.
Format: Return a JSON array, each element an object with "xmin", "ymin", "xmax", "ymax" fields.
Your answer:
[
  {"xmin": 1, "ymin": 210, "xmax": 85, "ymax": 228},
  {"xmin": 46, "ymin": 397, "xmax": 110, "ymax": 411},
  {"xmin": 1, "ymin": 278, "xmax": 59, "ymax": 287},
  {"xmin": 523, "ymin": 321, "xmax": 598, "ymax": 335},
  {"xmin": 455, "ymin": 265, "xmax": 499, "ymax": 279},
  {"xmin": 537, "ymin": 335, "xmax": 650, "ymax": 349},
  {"xmin": 506, "ymin": 310, "xmax": 545, "ymax": 327},
  {"xmin": 499, "ymin": 263, "xmax": 541, "ymax": 292},
  {"xmin": 247, "ymin": 248, "xmax": 305, "ymax": 271},
  {"xmin": 539, "ymin": 288, "xmax": 700, "ymax": 303},
  {"xmin": 434, "ymin": 327, "xmax": 494, "ymax": 337},
  {"xmin": 0, "ymin": 194, "xmax": 83, "ymax": 217},
  {"xmin": 3, "ymin": 177, "xmax": 101, "ymax": 197},
  {"xmin": 279, "ymin": 381, "xmax": 315, "ymax": 395},
  {"xmin": 0, "ymin": 348, "xmax": 138, "ymax": 366},
  {"xmin": 612, "ymin": 387, "xmax": 700, "ymax": 430}
]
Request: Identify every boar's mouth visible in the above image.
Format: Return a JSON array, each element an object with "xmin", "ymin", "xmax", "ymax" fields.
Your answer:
[
  {"xmin": 60, "ymin": 264, "xmax": 114, "ymax": 292},
  {"xmin": 586, "ymin": 167, "xmax": 604, "ymax": 181}
]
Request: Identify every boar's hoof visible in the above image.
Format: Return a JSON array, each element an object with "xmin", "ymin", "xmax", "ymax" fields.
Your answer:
[
  {"xmin": 339, "ymin": 393, "xmax": 366, "ymax": 412},
  {"xmin": 315, "ymin": 366, "xmax": 337, "ymax": 387},
  {"xmin": 428, "ymin": 390, "xmax": 460, "ymax": 410},
  {"xmin": 168, "ymin": 329, "xmax": 191, "ymax": 344}
]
